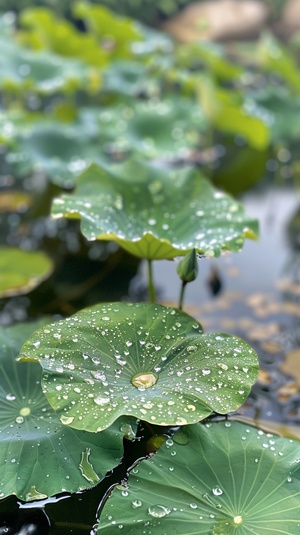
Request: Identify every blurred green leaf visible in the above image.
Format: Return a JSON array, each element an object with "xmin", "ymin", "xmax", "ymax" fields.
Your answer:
[
  {"xmin": 199, "ymin": 77, "xmax": 270, "ymax": 150},
  {"xmin": 0, "ymin": 247, "xmax": 53, "ymax": 298},
  {"xmin": 0, "ymin": 33, "xmax": 94, "ymax": 94},
  {"xmin": 257, "ymin": 33, "xmax": 300, "ymax": 93}
]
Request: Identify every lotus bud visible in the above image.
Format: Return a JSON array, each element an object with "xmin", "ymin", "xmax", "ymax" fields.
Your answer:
[{"xmin": 177, "ymin": 249, "xmax": 198, "ymax": 283}]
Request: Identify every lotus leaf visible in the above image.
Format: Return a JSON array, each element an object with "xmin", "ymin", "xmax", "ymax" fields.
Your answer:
[
  {"xmin": 0, "ymin": 322, "xmax": 130, "ymax": 501},
  {"xmin": 199, "ymin": 77, "xmax": 270, "ymax": 151},
  {"xmin": 19, "ymin": 7, "xmax": 108, "ymax": 67},
  {"xmin": 51, "ymin": 161, "xmax": 258, "ymax": 260},
  {"xmin": 0, "ymin": 247, "xmax": 53, "ymax": 298},
  {"xmin": 0, "ymin": 34, "xmax": 93, "ymax": 94},
  {"xmin": 99, "ymin": 420, "xmax": 300, "ymax": 534},
  {"xmin": 19, "ymin": 303, "xmax": 258, "ymax": 433},
  {"xmin": 257, "ymin": 33, "xmax": 300, "ymax": 93},
  {"xmin": 74, "ymin": 2, "xmax": 144, "ymax": 60}
]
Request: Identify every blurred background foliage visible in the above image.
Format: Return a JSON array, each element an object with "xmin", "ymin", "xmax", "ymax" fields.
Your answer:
[{"xmin": 0, "ymin": 0, "xmax": 300, "ymax": 320}]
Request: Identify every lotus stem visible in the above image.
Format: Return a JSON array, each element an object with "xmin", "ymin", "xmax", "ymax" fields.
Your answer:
[
  {"xmin": 147, "ymin": 259, "xmax": 156, "ymax": 303},
  {"xmin": 178, "ymin": 280, "xmax": 187, "ymax": 310}
]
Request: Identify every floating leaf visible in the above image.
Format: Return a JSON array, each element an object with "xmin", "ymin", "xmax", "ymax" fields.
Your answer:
[
  {"xmin": 0, "ymin": 321, "xmax": 131, "ymax": 501},
  {"xmin": 0, "ymin": 33, "xmax": 93, "ymax": 94},
  {"xmin": 51, "ymin": 160, "xmax": 259, "ymax": 260},
  {"xmin": 19, "ymin": 303, "xmax": 258, "ymax": 433},
  {"xmin": 0, "ymin": 247, "xmax": 53, "ymax": 298},
  {"xmin": 99, "ymin": 421, "xmax": 300, "ymax": 534}
]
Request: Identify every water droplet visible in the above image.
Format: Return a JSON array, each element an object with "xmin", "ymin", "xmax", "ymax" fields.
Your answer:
[
  {"xmin": 60, "ymin": 415, "xmax": 74, "ymax": 425},
  {"xmin": 6, "ymin": 394, "xmax": 16, "ymax": 401},
  {"xmin": 15, "ymin": 416, "xmax": 24, "ymax": 424},
  {"xmin": 189, "ymin": 503, "xmax": 198, "ymax": 509},
  {"xmin": 212, "ymin": 487, "xmax": 223, "ymax": 496},
  {"xmin": 94, "ymin": 396, "xmax": 110, "ymax": 406},
  {"xmin": 148, "ymin": 505, "xmax": 171, "ymax": 518},
  {"xmin": 233, "ymin": 516, "xmax": 242, "ymax": 525},
  {"xmin": 132, "ymin": 500, "xmax": 142, "ymax": 508},
  {"xmin": 131, "ymin": 372, "xmax": 158, "ymax": 389}
]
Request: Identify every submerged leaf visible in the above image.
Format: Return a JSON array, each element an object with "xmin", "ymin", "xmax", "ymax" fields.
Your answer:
[
  {"xmin": 19, "ymin": 303, "xmax": 258, "ymax": 432},
  {"xmin": 51, "ymin": 160, "xmax": 259, "ymax": 260},
  {"xmin": 99, "ymin": 421, "xmax": 300, "ymax": 534}
]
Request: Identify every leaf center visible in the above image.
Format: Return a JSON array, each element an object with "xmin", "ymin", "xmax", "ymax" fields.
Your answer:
[{"xmin": 131, "ymin": 372, "xmax": 158, "ymax": 390}]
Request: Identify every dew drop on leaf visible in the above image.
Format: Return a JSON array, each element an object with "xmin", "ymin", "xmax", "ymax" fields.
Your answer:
[{"xmin": 148, "ymin": 505, "xmax": 171, "ymax": 518}]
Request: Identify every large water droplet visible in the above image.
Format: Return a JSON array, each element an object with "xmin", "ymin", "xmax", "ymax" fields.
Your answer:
[
  {"xmin": 94, "ymin": 396, "xmax": 110, "ymax": 406},
  {"xmin": 148, "ymin": 505, "xmax": 171, "ymax": 518},
  {"xmin": 131, "ymin": 372, "xmax": 158, "ymax": 389}
]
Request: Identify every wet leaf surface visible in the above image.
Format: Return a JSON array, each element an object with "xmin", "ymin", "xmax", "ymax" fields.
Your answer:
[
  {"xmin": 19, "ymin": 302, "xmax": 258, "ymax": 432},
  {"xmin": 51, "ymin": 160, "xmax": 259, "ymax": 259},
  {"xmin": 99, "ymin": 420, "xmax": 300, "ymax": 534},
  {"xmin": 0, "ymin": 321, "xmax": 133, "ymax": 500}
]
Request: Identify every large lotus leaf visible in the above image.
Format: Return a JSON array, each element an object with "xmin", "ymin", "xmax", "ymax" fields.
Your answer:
[
  {"xmin": 51, "ymin": 161, "xmax": 258, "ymax": 260},
  {"xmin": 8, "ymin": 119, "xmax": 107, "ymax": 188},
  {"xmin": 18, "ymin": 302, "xmax": 258, "ymax": 433},
  {"xmin": 7, "ymin": 98, "xmax": 207, "ymax": 187},
  {"xmin": 121, "ymin": 96, "xmax": 207, "ymax": 157},
  {"xmin": 0, "ymin": 34, "xmax": 93, "ymax": 94},
  {"xmin": 0, "ymin": 247, "xmax": 53, "ymax": 298},
  {"xmin": 98, "ymin": 421, "xmax": 300, "ymax": 534},
  {"xmin": 0, "ymin": 321, "xmax": 132, "ymax": 501}
]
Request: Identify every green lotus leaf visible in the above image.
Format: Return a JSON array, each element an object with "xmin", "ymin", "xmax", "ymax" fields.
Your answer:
[
  {"xmin": 6, "ymin": 98, "xmax": 206, "ymax": 187},
  {"xmin": 0, "ymin": 247, "xmax": 53, "ymax": 298},
  {"xmin": 0, "ymin": 34, "xmax": 93, "ymax": 94},
  {"xmin": 257, "ymin": 33, "xmax": 300, "ymax": 93},
  {"xmin": 99, "ymin": 420, "xmax": 300, "ymax": 534},
  {"xmin": 199, "ymin": 77, "xmax": 270, "ymax": 151},
  {"xmin": 51, "ymin": 160, "xmax": 258, "ymax": 260},
  {"xmin": 19, "ymin": 302, "xmax": 258, "ymax": 433},
  {"xmin": 73, "ymin": 3, "xmax": 144, "ymax": 60},
  {"xmin": 9, "ymin": 119, "xmax": 107, "ymax": 188},
  {"xmin": 252, "ymin": 86, "xmax": 300, "ymax": 144},
  {"xmin": 19, "ymin": 7, "xmax": 107, "ymax": 68},
  {"xmin": 0, "ymin": 321, "xmax": 132, "ymax": 501}
]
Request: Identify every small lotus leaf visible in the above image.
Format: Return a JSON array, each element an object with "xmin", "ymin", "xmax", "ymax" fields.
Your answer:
[
  {"xmin": 99, "ymin": 421, "xmax": 300, "ymax": 534},
  {"xmin": 51, "ymin": 160, "xmax": 259, "ymax": 260},
  {"xmin": 19, "ymin": 303, "xmax": 258, "ymax": 433},
  {"xmin": 0, "ymin": 321, "xmax": 133, "ymax": 501},
  {"xmin": 0, "ymin": 247, "xmax": 53, "ymax": 298}
]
